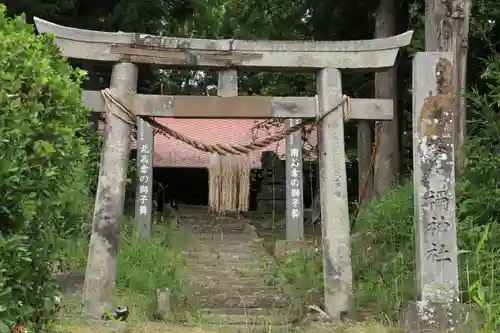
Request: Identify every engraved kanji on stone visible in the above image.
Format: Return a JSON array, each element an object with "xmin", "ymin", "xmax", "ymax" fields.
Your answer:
[{"xmin": 426, "ymin": 243, "xmax": 452, "ymax": 262}]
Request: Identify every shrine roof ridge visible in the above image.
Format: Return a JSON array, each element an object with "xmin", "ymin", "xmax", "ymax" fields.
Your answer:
[{"xmin": 34, "ymin": 17, "xmax": 413, "ymax": 70}]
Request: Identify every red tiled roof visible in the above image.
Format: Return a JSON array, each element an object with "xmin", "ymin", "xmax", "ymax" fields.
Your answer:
[
  {"xmin": 100, "ymin": 119, "xmax": 318, "ymax": 169},
  {"xmin": 153, "ymin": 118, "xmax": 317, "ymax": 169}
]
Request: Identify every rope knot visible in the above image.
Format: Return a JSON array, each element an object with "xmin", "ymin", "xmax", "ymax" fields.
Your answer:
[
  {"xmin": 342, "ymin": 94, "xmax": 352, "ymax": 121},
  {"xmin": 101, "ymin": 88, "xmax": 137, "ymax": 125}
]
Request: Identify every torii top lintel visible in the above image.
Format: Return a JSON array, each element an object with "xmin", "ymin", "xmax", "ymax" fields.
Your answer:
[{"xmin": 34, "ymin": 17, "xmax": 413, "ymax": 71}]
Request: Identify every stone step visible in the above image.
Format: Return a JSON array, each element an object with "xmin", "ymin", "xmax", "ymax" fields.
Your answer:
[
  {"xmin": 188, "ymin": 277, "xmax": 273, "ymax": 286},
  {"xmin": 187, "ymin": 266, "xmax": 266, "ymax": 277},
  {"xmin": 186, "ymin": 239, "xmax": 258, "ymax": 246},
  {"xmin": 185, "ymin": 225, "xmax": 255, "ymax": 234},
  {"xmin": 182, "ymin": 251, "xmax": 258, "ymax": 261},
  {"xmin": 184, "ymin": 243, "xmax": 259, "ymax": 249},
  {"xmin": 195, "ymin": 296, "xmax": 288, "ymax": 308},
  {"xmin": 200, "ymin": 308, "xmax": 293, "ymax": 324},
  {"xmin": 196, "ymin": 295, "xmax": 288, "ymax": 309},
  {"xmin": 185, "ymin": 260, "xmax": 264, "ymax": 269},
  {"xmin": 184, "ymin": 259, "xmax": 261, "ymax": 267},
  {"xmin": 190, "ymin": 285, "xmax": 278, "ymax": 294}
]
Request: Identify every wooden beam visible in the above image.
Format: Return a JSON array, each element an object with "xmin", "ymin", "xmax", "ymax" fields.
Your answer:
[
  {"xmin": 34, "ymin": 17, "xmax": 413, "ymax": 71},
  {"xmin": 83, "ymin": 90, "xmax": 394, "ymax": 120}
]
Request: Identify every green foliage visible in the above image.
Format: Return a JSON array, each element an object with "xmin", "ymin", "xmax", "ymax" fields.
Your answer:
[
  {"xmin": 60, "ymin": 221, "xmax": 190, "ymax": 320},
  {"xmin": 0, "ymin": 5, "xmax": 94, "ymax": 330},
  {"xmin": 463, "ymin": 55, "xmax": 500, "ymax": 226},
  {"xmin": 0, "ymin": 235, "xmax": 62, "ymax": 333},
  {"xmin": 352, "ymin": 183, "xmax": 415, "ymax": 317},
  {"xmin": 264, "ymin": 250, "xmax": 323, "ymax": 318}
]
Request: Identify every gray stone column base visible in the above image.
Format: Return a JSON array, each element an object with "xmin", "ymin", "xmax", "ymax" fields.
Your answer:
[{"xmin": 399, "ymin": 301, "xmax": 482, "ymax": 332}]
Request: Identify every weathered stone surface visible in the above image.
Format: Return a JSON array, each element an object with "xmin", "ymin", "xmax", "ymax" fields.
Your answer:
[
  {"xmin": 316, "ymin": 68, "xmax": 352, "ymax": 319},
  {"xmin": 155, "ymin": 288, "xmax": 171, "ymax": 319},
  {"xmin": 34, "ymin": 17, "xmax": 413, "ymax": 70},
  {"xmin": 400, "ymin": 301, "xmax": 482, "ymax": 333},
  {"xmin": 412, "ymin": 52, "xmax": 459, "ymax": 303},
  {"xmin": 83, "ymin": 62, "xmax": 138, "ymax": 318},
  {"xmin": 83, "ymin": 90, "xmax": 394, "ymax": 119}
]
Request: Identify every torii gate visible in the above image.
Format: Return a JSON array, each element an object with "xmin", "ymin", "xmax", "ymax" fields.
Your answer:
[{"xmin": 34, "ymin": 17, "xmax": 412, "ymax": 320}]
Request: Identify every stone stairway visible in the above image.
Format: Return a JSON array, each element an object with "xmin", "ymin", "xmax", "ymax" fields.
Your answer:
[{"xmin": 178, "ymin": 209, "xmax": 292, "ymax": 324}]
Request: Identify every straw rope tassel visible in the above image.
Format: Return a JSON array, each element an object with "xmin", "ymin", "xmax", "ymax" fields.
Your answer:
[
  {"xmin": 207, "ymin": 153, "xmax": 251, "ymax": 214},
  {"xmin": 208, "ymin": 153, "xmax": 222, "ymax": 212},
  {"xmin": 237, "ymin": 154, "xmax": 250, "ymax": 212}
]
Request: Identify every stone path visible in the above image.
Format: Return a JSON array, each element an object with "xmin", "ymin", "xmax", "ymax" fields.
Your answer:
[{"xmin": 178, "ymin": 207, "xmax": 292, "ymax": 324}]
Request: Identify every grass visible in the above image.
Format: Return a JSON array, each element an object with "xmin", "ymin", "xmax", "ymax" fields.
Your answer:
[
  {"xmin": 259, "ymin": 181, "xmax": 499, "ymax": 332},
  {"xmin": 58, "ymin": 218, "xmax": 196, "ymax": 322},
  {"xmin": 53, "ymin": 180, "xmax": 500, "ymax": 333}
]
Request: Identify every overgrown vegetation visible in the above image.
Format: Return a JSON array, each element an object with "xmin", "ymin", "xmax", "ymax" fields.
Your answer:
[
  {"xmin": 0, "ymin": 5, "xmax": 94, "ymax": 332},
  {"xmin": 58, "ymin": 220, "xmax": 191, "ymax": 323}
]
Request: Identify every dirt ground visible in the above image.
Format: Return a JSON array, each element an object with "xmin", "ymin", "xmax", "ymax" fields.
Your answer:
[{"xmin": 55, "ymin": 319, "xmax": 399, "ymax": 333}]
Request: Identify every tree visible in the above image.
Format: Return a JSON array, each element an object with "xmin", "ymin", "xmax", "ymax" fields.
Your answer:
[{"xmin": 373, "ymin": 0, "xmax": 400, "ymax": 198}]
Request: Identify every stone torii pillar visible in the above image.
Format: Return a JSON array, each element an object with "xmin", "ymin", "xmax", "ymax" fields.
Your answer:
[
  {"xmin": 84, "ymin": 62, "xmax": 138, "ymax": 317},
  {"xmin": 34, "ymin": 16, "xmax": 413, "ymax": 320}
]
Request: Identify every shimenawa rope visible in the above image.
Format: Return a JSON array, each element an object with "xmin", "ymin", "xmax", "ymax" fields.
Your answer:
[
  {"xmin": 101, "ymin": 88, "xmax": 351, "ymax": 214},
  {"xmin": 100, "ymin": 88, "xmax": 351, "ymax": 155}
]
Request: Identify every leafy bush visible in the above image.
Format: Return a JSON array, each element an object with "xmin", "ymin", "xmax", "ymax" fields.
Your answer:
[
  {"xmin": 0, "ymin": 5, "xmax": 94, "ymax": 331},
  {"xmin": 0, "ymin": 236, "xmax": 57, "ymax": 332}
]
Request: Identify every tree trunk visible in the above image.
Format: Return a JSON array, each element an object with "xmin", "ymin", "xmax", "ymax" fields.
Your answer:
[
  {"xmin": 357, "ymin": 121, "xmax": 374, "ymax": 202},
  {"xmin": 374, "ymin": 0, "xmax": 400, "ymax": 199},
  {"xmin": 425, "ymin": 0, "xmax": 471, "ymax": 174}
]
